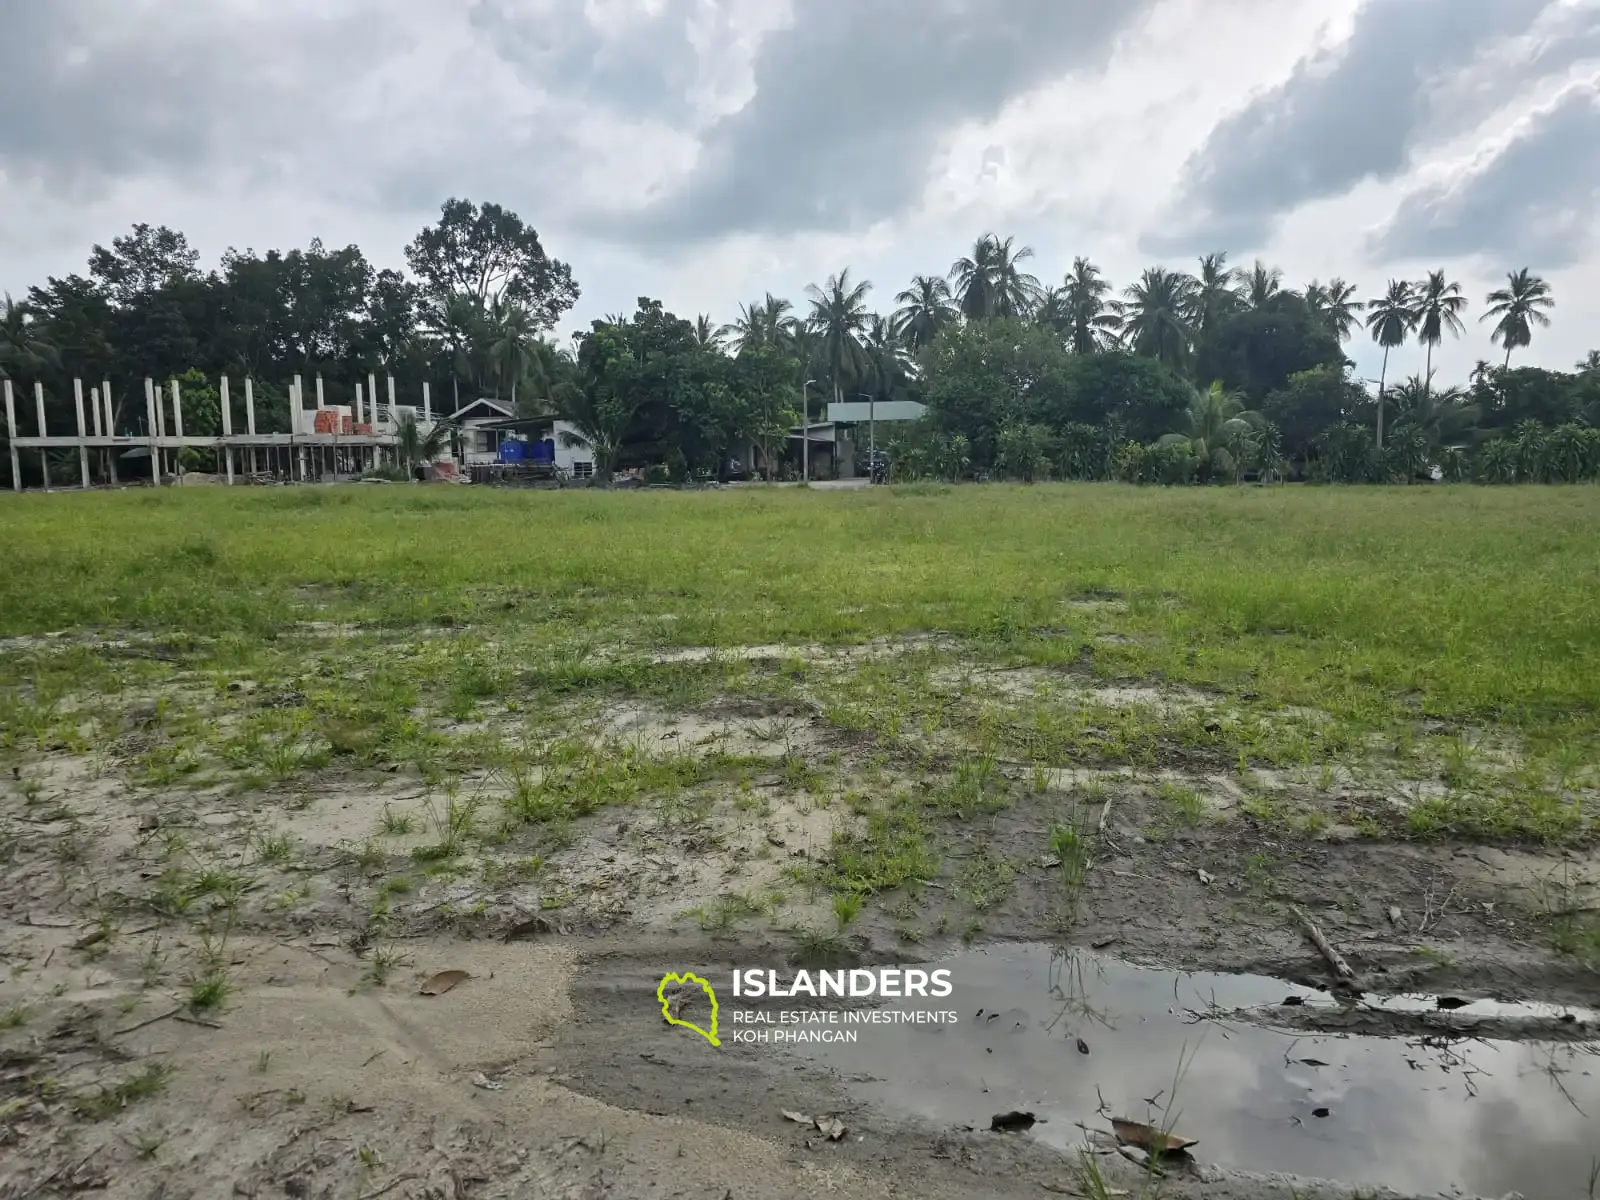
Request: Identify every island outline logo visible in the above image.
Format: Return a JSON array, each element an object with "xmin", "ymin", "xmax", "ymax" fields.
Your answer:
[{"xmin": 657, "ymin": 971, "xmax": 720, "ymax": 1046}]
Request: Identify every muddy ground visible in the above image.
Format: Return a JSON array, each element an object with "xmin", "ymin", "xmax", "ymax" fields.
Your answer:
[{"xmin": 1, "ymin": 627, "xmax": 1595, "ymax": 1199}]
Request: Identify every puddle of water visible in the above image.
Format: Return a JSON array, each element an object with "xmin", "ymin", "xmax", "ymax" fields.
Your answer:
[{"xmin": 783, "ymin": 945, "xmax": 1599, "ymax": 1200}]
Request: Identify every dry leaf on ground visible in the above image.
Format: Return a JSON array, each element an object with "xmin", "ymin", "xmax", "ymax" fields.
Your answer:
[{"xmin": 420, "ymin": 969, "xmax": 470, "ymax": 996}]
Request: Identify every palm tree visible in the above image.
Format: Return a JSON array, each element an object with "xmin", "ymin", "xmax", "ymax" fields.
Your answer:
[
  {"xmin": 892, "ymin": 275, "xmax": 958, "ymax": 350},
  {"xmin": 1159, "ymin": 381, "xmax": 1265, "ymax": 482},
  {"xmin": 692, "ymin": 314, "xmax": 723, "ymax": 352},
  {"xmin": 394, "ymin": 412, "xmax": 451, "ymax": 477},
  {"xmin": 1062, "ymin": 257, "xmax": 1120, "ymax": 354},
  {"xmin": 1481, "ymin": 269, "xmax": 1553, "ymax": 368},
  {"xmin": 1365, "ymin": 280, "xmax": 1416, "ymax": 448},
  {"xmin": 429, "ymin": 295, "xmax": 484, "ymax": 411},
  {"xmin": 1243, "ymin": 261, "xmax": 1286, "ymax": 311},
  {"xmin": 1119, "ymin": 268, "xmax": 1195, "ymax": 372},
  {"xmin": 556, "ymin": 380, "xmax": 641, "ymax": 485},
  {"xmin": 1575, "ymin": 350, "xmax": 1600, "ymax": 374},
  {"xmin": 1387, "ymin": 373, "xmax": 1479, "ymax": 450},
  {"xmin": 1190, "ymin": 253, "xmax": 1241, "ymax": 336},
  {"xmin": 805, "ymin": 269, "xmax": 873, "ymax": 409},
  {"xmin": 486, "ymin": 300, "xmax": 539, "ymax": 406},
  {"xmin": 1413, "ymin": 269, "xmax": 1469, "ymax": 394},
  {"xmin": 949, "ymin": 234, "xmax": 1041, "ymax": 319},
  {"xmin": 1305, "ymin": 278, "xmax": 1364, "ymax": 342},
  {"xmin": 1035, "ymin": 286, "xmax": 1070, "ymax": 339},
  {"xmin": 0, "ymin": 292, "xmax": 59, "ymax": 378},
  {"xmin": 861, "ymin": 315, "xmax": 910, "ymax": 402},
  {"xmin": 723, "ymin": 293, "xmax": 796, "ymax": 355}
]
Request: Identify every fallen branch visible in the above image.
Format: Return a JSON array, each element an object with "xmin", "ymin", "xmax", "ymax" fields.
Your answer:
[
  {"xmin": 173, "ymin": 1014, "xmax": 224, "ymax": 1030},
  {"xmin": 1289, "ymin": 904, "xmax": 1355, "ymax": 981},
  {"xmin": 112, "ymin": 1006, "xmax": 182, "ymax": 1037}
]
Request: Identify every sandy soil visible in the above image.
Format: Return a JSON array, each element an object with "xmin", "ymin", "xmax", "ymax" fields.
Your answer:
[{"xmin": 1, "ymin": 635, "xmax": 1594, "ymax": 1199}]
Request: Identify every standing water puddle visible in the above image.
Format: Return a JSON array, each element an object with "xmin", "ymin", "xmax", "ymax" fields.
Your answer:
[{"xmin": 784, "ymin": 945, "xmax": 1598, "ymax": 1200}]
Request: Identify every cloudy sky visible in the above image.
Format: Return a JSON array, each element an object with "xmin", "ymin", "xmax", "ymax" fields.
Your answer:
[{"xmin": 3, "ymin": 0, "xmax": 1598, "ymax": 385}]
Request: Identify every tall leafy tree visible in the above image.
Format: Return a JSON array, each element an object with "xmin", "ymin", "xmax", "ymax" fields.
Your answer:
[
  {"xmin": 1413, "ymin": 269, "xmax": 1468, "ymax": 394},
  {"xmin": 1119, "ymin": 268, "xmax": 1195, "ymax": 373},
  {"xmin": 805, "ymin": 269, "xmax": 872, "ymax": 408},
  {"xmin": 404, "ymin": 198, "xmax": 578, "ymax": 331},
  {"xmin": 87, "ymin": 224, "xmax": 201, "ymax": 306},
  {"xmin": 1481, "ymin": 269, "xmax": 1553, "ymax": 368},
  {"xmin": 892, "ymin": 275, "xmax": 958, "ymax": 350},
  {"xmin": 1364, "ymin": 279, "xmax": 1416, "ymax": 447}
]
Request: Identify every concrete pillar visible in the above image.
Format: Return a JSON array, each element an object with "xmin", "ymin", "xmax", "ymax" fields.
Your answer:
[
  {"xmin": 90, "ymin": 383, "xmax": 103, "ymax": 437},
  {"xmin": 423, "ymin": 381, "xmax": 431, "ymax": 424},
  {"xmin": 220, "ymin": 377, "xmax": 234, "ymax": 484},
  {"xmin": 3, "ymin": 380, "xmax": 19, "ymax": 492},
  {"xmin": 298, "ymin": 445, "xmax": 309, "ymax": 482},
  {"xmin": 293, "ymin": 375, "xmax": 303, "ymax": 435},
  {"xmin": 171, "ymin": 379, "xmax": 184, "ymax": 439},
  {"xmin": 74, "ymin": 379, "xmax": 90, "ymax": 488},
  {"xmin": 103, "ymin": 379, "xmax": 114, "ymax": 437},
  {"xmin": 354, "ymin": 381, "xmax": 365, "ymax": 427},
  {"xmin": 145, "ymin": 378, "xmax": 161, "ymax": 486},
  {"xmin": 245, "ymin": 377, "xmax": 257, "ymax": 434},
  {"xmin": 315, "ymin": 373, "xmax": 325, "ymax": 410},
  {"xmin": 34, "ymin": 382, "xmax": 50, "ymax": 492}
]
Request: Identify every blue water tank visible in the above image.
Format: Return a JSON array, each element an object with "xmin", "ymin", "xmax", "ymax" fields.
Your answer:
[{"xmin": 499, "ymin": 438, "xmax": 527, "ymax": 464}]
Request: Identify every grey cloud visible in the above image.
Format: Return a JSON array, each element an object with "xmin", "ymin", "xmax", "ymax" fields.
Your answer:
[
  {"xmin": 467, "ymin": 0, "xmax": 703, "ymax": 123},
  {"xmin": 0, "ymin": 1, "xmax": 404, "ymax": 195},
  {"xmin": 584, "ymin": 0, "xmax": 1161, "ymax": 246},
  {"xmin": 1370, "ymin": 82, "xmax": 1600, "ymax": 269},
  {"xmin": 1143, "ymin": 0, "xmax": 1560, "ymax": 256}
]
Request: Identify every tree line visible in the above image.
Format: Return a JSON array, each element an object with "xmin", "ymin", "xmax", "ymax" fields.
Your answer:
[{"xmin": 3, "ymin": 202, "xmax": 1599, "ymax": 486}]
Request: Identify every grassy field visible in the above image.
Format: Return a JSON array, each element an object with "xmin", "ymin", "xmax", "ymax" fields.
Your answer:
[
  {"xmin": 1, "ymin": 482, "xmax": 1597, "ymax": 1196},
  {"xmin": 5, "ymin": 481, "xmax": 1598, "ymax": 730}
]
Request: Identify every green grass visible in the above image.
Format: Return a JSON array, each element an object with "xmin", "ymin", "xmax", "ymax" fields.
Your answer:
[
  {"xmin": 3, "ymin": 485, "xmax": 1597, "ymax": 850},
  {"xmin": 0, "ymin": 485, "xmax": 1594, "ymax": 729}
]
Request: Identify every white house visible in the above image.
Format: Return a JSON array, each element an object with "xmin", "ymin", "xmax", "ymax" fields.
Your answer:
[{"xmin": 447, "ymin": 398, "xmax": 519, "ymax": 465}]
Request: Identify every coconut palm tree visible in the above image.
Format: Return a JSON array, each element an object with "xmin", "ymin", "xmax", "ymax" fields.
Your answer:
[
  {"xmin": 1575, "ymin": 350, "xmax": 1600, "ymax": 374},
  {"xmin": 1413, "ymin": 270, "xmax": 1469, "ymax": 394},
  {"xmin": 892, "ymin": 275, "xmax": 958, "ymax": 350},
  {"xmin": 1364, "ymin": 280, "xmax": 1416, "ymax": 448},
  {"xmin": 1062, "ymin": 257, "xmax": 1121, "ymax": 354},
  {"xmin": 861, "ymin": 315, "xmax": 911, "ymax": 404},
  {"xmin": 805, "ymin": 269, "xmax": 873, "ymax": 409},
  {"xmin": 394, "ymin": 412, "xmax": 452, "ymax": 476},
  {"xmin": 721, "ymin": 294, "xmax": 795, "ymax": 355},
  {"xmin": 1159, "ymin": 381, "xmax": 1265, "ymax": 482},
  {"xmin": 1035, "ymin": 286, "xmax": 1070, "ymax": 338},
  {"xmin": 1243, "ymin": 261, "xmax": 1286, "ymax": 311},
  {"xmin": 1387, "ymin": 373, "xmax": 1479, "ymax": 450},
  {"xmin": 429, "ymin": 295, "xmax": 484, "ymax": 411},
  {"xmin": 1481, "ymin": 269, "xmax": 1553, "ymax": 368},
  {"xmin": 0, "ymin": 292, "xmax": 60, "ymax": 378},
  {"xmin": 692, "ymin": 314, "xmax": 723, "ymax": 352},
  {"xmin": 949, "ymin": 234, "xmax": 1041, "ymax": 319},
  {"xmin": 1305, "ymin": 278, "xmax": 1365, "ymax": 342},
  {"xmin": 1189, "ymin": 253, "xmax": 1241, "ymax": 336},
  {"xmin": 486, "ymin": 299, "xmax": 539, "ymax": 406},
  {"xmin": 1119, "ymin": 268, "xmax": 1195, "ymax": 372}
]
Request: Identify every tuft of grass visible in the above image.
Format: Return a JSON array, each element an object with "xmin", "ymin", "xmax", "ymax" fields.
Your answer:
[
  {"xmin": 73, "ymin": 1063, "xmax": 173, "ymax": 1120},
  {"xmin": 186, "ymin": 972, "xmax": 231, "ymax": 1014},
  {"xmin": 379, "ymin": 805, "xmax": 416, "ymax": 835}
]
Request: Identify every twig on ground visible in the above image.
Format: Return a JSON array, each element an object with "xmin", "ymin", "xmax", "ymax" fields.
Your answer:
[
  {"xmin": 358, "ymin": 1173, "xmax": 420, "ymax": 1200},
  {"xmin": 113, "ymin": 1006, "xmax": 182, "ymax": 1036},
  {"xmin": 1289, "ymin": 904, "xmax": 1355, "ymax": 981}
]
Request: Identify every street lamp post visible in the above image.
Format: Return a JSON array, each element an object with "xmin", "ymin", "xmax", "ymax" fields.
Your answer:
[{"xmin": 801, "ymin": 379, "xmax": 817, "ymax": 483}]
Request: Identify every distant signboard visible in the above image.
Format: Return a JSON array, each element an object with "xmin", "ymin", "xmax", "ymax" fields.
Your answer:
[{"xmin": 825, "ymin": 400, "xmax": 926, "ymax": 423}]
